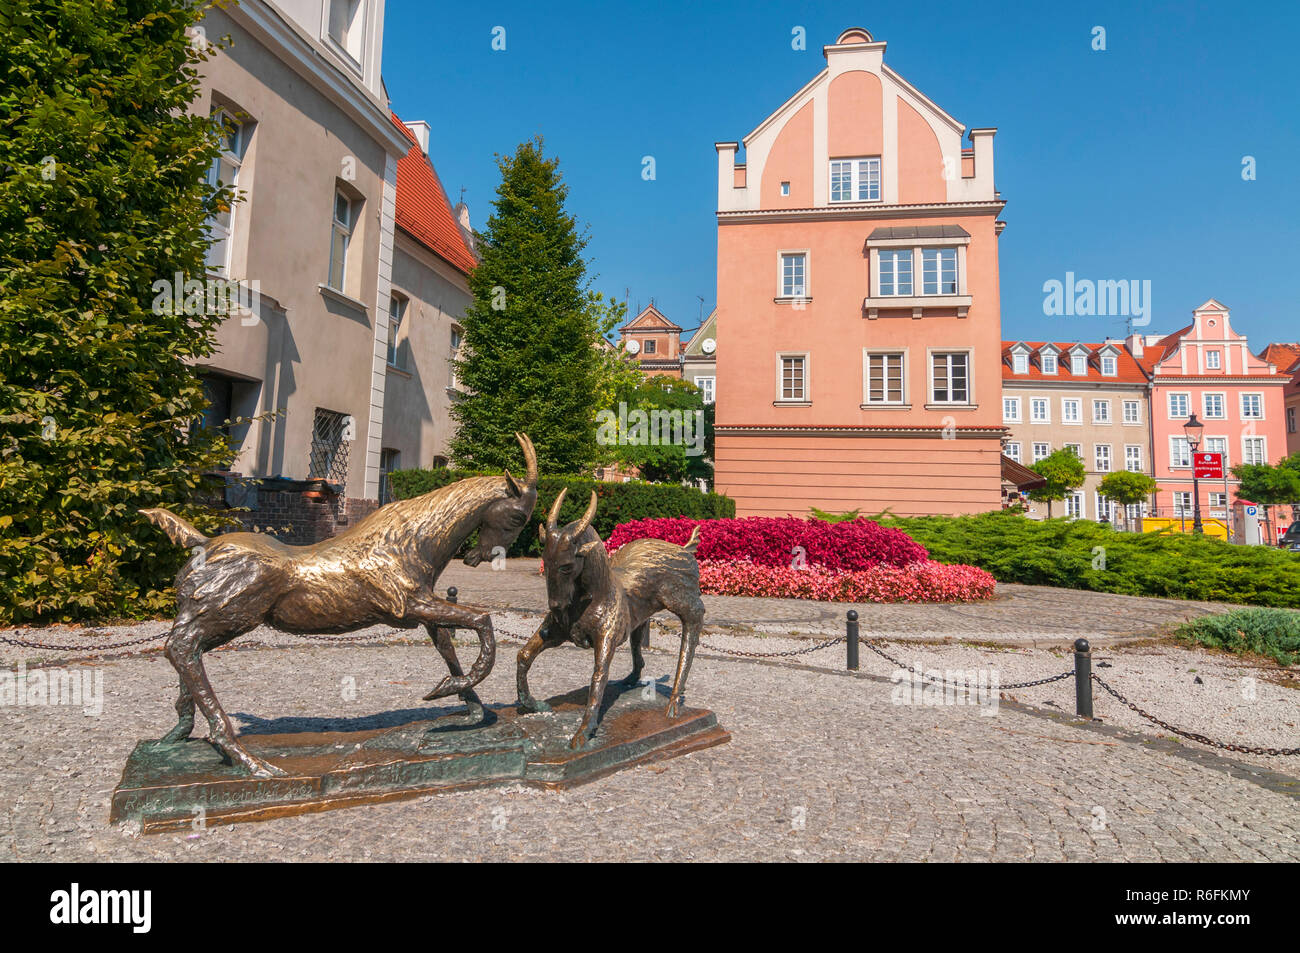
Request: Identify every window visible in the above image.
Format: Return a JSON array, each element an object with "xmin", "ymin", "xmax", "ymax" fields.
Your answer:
[
  {"xmin": 1125, "ymin": 445, "xmax": 1142, "ymax": 471},
  {"xmin": 329, "ymin": 189, "xmax": 355, "ymax": 291},
  {"xmin": 386, "ymin": 294, "xmax": 406, "ymax": 368},
  {"xmin": 1070, "ymin": 353, "xmax": 1087, "ymax": 375},
  {"xmin": 308, "ymin": 408, "xmax": 351, "ymax": 486},
  {"xmin": 1003, "ymin": 397, "xmax": 1021, "ymax": 422},
  {"xmin": 1205, "ymin": 436, "xmax": 1227, "ymax": 466},
  {"xmin": 1092, "ymin": 399, "xmax": 1110, "ymax": 424},
  {"xmin": 1123, "ymin": 399, "xmax": 1140, "ymax": 424},
  {"xmin": 1032, "ymin": 442, "xmax": 1050, "ymax": 462},
  {"xmin": 1209, "ymin": 492, "xmax": 1227, "ymax": 509},
  {"xmin": 1012, "ymin": 352, "xmax": 1028, "ymax": 374},
  {"xmin": 1168, "ymin": 392, "xmax": 1189, "ymax": 419},
  {"xmin": 1066, "ymin": 492, "xmax": 1084, "ymax": 519},
  {"xmin": 780, "ymin": 253, "xmax": 806, "ymax": 298},
  {"xmin": 1064, "ymin": 443, "xmax": 1082, "ymax": 459},
  {"xmin": 1041, "ymin": 352, "xmax": 1058, "ymax": 374},
  {"xmin": 921, "ymin": 248, "xmax": 958, "ymax": 295},
  {"xmin": 643, "ymin": 339, "xmax": 656, "ymax": 355},
  {"xmin": 930, "ymin": 352, "xmax": 969, "ymax": 404},
  {"xmin": 829, "ymin": 156, "xmax": 880, "ymax": 202},
  {"xmin": 779, "ymin": 355, "xmax": 807, "ymax": 401},
  {"xmin": 1101, "ymin": 354, "xmax": 1117, "ymax": 376},
  {"xmin": 1203, "ymin": 393, "xmax": 1225, "ymax": 418},
  {"xmin": 1289, "ymin": 406, "xmax": 1297, "ymax": 434},
  {"xmin": 378, "ymin": 448, "xmax": 400, "ymax": 505},
  {"xmin": 1243, "ymin": 436, "xmax": 1266, "ymax": 464},
  {"xmin": 877, "ymin": 249, "xmax": 912, "ymax": 296},
  {"xmin": 865, "ymin": 352, "xmax": 904, "ymax": 404},
  {"xmin": 327, "ymin": 0, "xmax": 366, "ymax": 64},
  {"xmin": 1096, "ymin": 494, "xmax": 1112, "ymax": 522},
  {"xmin": 1062, "ymin": 398, "xmax": 1081, "ymax": 424},
  {"xmin": 1005, "ymin": 442, "xmax": 1021, "ymax": 463},
  {"xmin": 204, "ymin": 109, "xmax": 246, "ymax": 276},
  {"xmin": 780, "ymin": 181, "xmax": 790, "ymax": 196},
  {"xmin": 449, "ymin": 326, "xmax": 463, "ymax": 389},
  {"xmin": 697, "ymin": 377, "xmax": 715, "ymax": 405},
  {"xmin": 1030, "ymin": 398, "xmax": 1050, "ymax": 423},
  {"xmin": 1173, "ymin": 491, "xmax": 1192, "ymax": 516},
  {"xmin": 1206, "ymin": 349, "xmax": 1221, "ymax": 369},
  {"xmin": 1241, "ymin": 393, "xmax": 1263, "ymax": 419},
  {"xmin": 1170, "ymin": 436, "xmax": 1191, "ymax": 468},
  {"xmin": 1094, "ymin": 444, "xmax": 1111, "ymax": 472}
]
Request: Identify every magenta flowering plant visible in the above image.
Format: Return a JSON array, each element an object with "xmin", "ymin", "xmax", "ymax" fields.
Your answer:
[
  {"xmin": 697, "ymin": 559, "xmax": 996, "ymax": 603},
  {"xmin": 606, "ymin": 516, "xmax": 928, "ymax": 570}
]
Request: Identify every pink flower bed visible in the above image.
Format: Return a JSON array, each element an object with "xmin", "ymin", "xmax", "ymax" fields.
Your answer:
[
  {"xmin": 606, "ymin": 516, "xmax": 927, "ymax": 571},
  {"xmin": 697, "ymin": 559, "xmax": 996, "ymax": 604}
]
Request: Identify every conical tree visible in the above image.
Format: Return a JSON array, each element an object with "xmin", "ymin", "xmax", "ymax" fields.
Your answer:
[
  {"xmin": 0, "ymin": 1, "xmax": 236, "ymax": 623},
  {"xmin": 450, "ymin": 137, "xmax": 602, "ymax": 474}
]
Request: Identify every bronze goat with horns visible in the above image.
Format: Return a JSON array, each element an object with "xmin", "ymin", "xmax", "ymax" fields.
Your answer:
[
  {"xmin": 140, "ymin": 433, "xmax": 539, "ymax": 777},
  {"xmin": 518, "ymin": 489, "xmax": 705, "ymax": 749}
]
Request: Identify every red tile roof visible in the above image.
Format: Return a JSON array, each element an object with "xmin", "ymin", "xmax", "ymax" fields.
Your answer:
[
  {"xmin": 390, "ymin": 113, "xmax": 477, "ymax": 274},
  {"xmin": 1133, "ymin": 325, "xmax": 1193, "ymax": 374},
  {"xmin": 1260, "ymin": 342, "xmax": 1300, "ymax": 372},
  {"xmin": 1001, "ymin": 341, "xmax": 1148, "ymax": 383}
]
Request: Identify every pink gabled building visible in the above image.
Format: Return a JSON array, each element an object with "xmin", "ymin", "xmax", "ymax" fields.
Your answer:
[
  {"xmin": 1132, "ymin": 299, "xmax": 1291, "ymax": 519},
  {"xmin": 712, "ymin": 27, "xmax": 1007, "ymax": 517}
]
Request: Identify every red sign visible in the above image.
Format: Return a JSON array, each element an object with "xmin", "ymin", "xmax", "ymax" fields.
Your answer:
[{"xmin": 1193, "ymin": 452, "xmax": 1223, "ymax": 479}]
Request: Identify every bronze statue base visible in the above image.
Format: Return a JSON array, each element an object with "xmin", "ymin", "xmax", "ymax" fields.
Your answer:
[{"xmin": 110, "ymin": 687, "xmax": 729, "ymax": 833}]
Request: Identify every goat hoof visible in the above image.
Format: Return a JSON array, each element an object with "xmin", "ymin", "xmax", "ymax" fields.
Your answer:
[
  {"xmin": 567, "ymin": 731, "xmax": 591, "ymax": 751},
  {"xmin": 243, "ymin": 756, "xmax": 287, "ymax": 778},
  {"xmin": 517, "ymin": 697, "xmax": 551, "ymax": 714},
  {"xmin": 160, "ymin": 726, "xmax": 193, "ymax": 744}
]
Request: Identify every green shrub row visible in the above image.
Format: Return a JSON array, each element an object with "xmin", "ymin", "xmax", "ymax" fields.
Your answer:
[
  {"xmin": 877, "ymin": 511, "xmax": 1300, "ymax": 608},
  {"xmin": 1172, "ymin": 609, "xmax": 1300, "ymax": 665},
  {"xmin": 388, "ymin": 468, "xmax": 735, "ymax": 557}
]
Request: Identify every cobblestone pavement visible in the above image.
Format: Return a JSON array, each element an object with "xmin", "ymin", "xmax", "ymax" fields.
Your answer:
[{"xmin": 3, "ymin": 635, "xmax": 1298, "ymax": 861}]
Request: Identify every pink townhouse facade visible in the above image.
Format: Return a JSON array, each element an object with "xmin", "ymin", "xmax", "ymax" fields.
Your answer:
[
  {"xmin": 1134, "ymin": 300, "xmax": 1291, "ymax": 518},
  {"xmin": 712, "ymin": 27, "xmax": 1007, "ymax": 517}
]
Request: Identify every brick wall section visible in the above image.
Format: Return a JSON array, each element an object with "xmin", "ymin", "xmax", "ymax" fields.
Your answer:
[{"xmin": 217, "ymin": 477, "xmax": 379, "ymax": 544}]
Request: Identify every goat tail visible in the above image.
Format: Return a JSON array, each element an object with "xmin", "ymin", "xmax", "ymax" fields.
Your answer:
[
  {"xmin": 682, "ymin": 525, "xmax": 701, "ymax": 554},
  {"xmin": 139, "ymin": 507, "xmax": 209, "ymax": 548}
]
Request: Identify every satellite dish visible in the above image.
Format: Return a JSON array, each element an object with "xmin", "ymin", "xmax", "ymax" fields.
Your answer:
[
  {"xmin": 625, "ymin": 339, "xmax": 641, "ymax": 355},
  {"xmin": 701, "ymin": 337, "xmax": 716, "ymax": 354}
]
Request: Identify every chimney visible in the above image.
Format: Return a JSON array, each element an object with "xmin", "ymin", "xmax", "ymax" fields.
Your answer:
[
  {"xmin": 1127, "ymin": 332, "xmax": 1143, "ymax": 358},
  {"xmin": 403, "ymin": 120, "xmax": 430, "ymax": 154}
]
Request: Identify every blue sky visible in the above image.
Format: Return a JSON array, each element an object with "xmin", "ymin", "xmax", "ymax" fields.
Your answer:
[{"xmin": 383, "ymin": 0, "xmax": 1299, "ymax": 345}]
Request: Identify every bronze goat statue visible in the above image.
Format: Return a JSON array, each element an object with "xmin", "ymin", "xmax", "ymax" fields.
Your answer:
[
  {"xmin": 141, "ymin": 433, "xmax": 539, "ymax": 777},
  {"xmin": 517, "ymin": 489, "xmax": 705, "ymax": 749}
]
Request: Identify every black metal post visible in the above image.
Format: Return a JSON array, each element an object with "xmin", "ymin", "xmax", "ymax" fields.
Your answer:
[
  {"xmin": 1073, "ymin": 638, "xmax": 1093, "ymax": 719},
  {"xmin": 846, "ymin": 610, "xmax": 859, "ymax": 671},
  {"xmin": 447, "ymin": 586, "xmax": 457, "ymax": 604},
  {"xmin": 1191, "ymin": 472, "xmax": 1203, "ymax": 535}
]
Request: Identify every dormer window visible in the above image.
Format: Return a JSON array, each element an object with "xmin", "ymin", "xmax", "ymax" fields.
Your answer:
[
  {"xmin": 1012, "ymin": 352, "xmax": 1028, "ymax": 374},
  {"xmin": 1041, "ymin": 352, "xmax": 1057, "ymax": 374},
  {"xmin": 327, "ymin": 0, "xmax": 366, "ymax": 67},
  {"xmin": 829, "ymin": 157, "xmax": 880, "ymax": 203},
  {"xmin": 1071, "ymin": 353, "xmax": 1087, "ymax": 375},
  {"xmin": 1101, "ymin": 354, "xmax": 1117, "ymax": 376}
]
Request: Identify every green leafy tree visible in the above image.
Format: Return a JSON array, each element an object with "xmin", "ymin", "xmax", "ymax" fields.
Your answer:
[
  {"xmin": 1232, "ymin": 459, "xmax": 1300, "ymax": 543},
  {"xmin": 1027, "ymin": 448, "xmax": 1086, "ymax": 518},
  {"xmin": 1098, "ymin": 470, "xmax": 1158, "ymax": 530},
  {"xmin": 0, "ymin": 0, "xmax": 239, "ymax": 624},
  {"xmin": 450, "ymin": 138, "xmax": 603, "ymax": 474},
  {"xmin": 598, "ymin": 377, "xmax": 712, "ymax": 485}
]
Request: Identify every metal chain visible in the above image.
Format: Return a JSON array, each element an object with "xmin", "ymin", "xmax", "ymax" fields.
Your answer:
[
  {"xmin": 857, "ymin": 636, "xmax": 1075, "ymax": 690},
  {"xmin": 701, "ymin": 634, "xmax": 846, "ymax": 659},
  {"xmin": 0, "ymin": 631, "xmax": 166, "ymax": 652},
  {"xmin": 1090, "ymin": 673, "xmax": 1299, "ymax": 757}
]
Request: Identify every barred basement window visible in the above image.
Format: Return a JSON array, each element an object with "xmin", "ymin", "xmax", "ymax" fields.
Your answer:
[{"xmin": 309, "ymin": 408, "xmax": 352, "ymax": 487}]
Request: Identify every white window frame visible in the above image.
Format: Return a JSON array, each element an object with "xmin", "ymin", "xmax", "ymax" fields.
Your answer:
[
  {"xmin": 863, "ymin": 350, "xmax": 907, "ymax": 406},
  {"xmin": 1064, "ymin": 443, "xmax": 1082, "ymax": 459},
  {"xmin": 1012, "ymin": 352, "xmax": 1028, "ymax": 374},
  {"xmin": 778, "ymin": 250, "xmax": 809, "ymax": 299},
  {"xmin": 1167, "ymin": 391, "xmax": 1190, "ymax": 420},
  {"xmin": 1066, "ymin": 492, "xmax": 1084, "ymax": 520},
  {"xmin": 921, "ymin": 247, "xmax": 959, "ymax": 295},
  {"xmin": 1092, "ymin": 399, "xmax": 1111, "ymax": 424},
  {"xmin": 876, "ymin": 248, "xmax": 913, "ymax": 297},
  {"xmin": 386, "ymin": 293, "xmax": 407, "ymax": 368},
  {"xmin": 1070, "ymin": 353, "xmax": 1087, "ymax": 376},
  {"xmin": 326, "ymin": 0, "xmax": 367, "ymax": 68},
  {"xmin": 1094, "ymin": 444, "xmax": 1112, "ymax": 472},
  {"xmin": 1096, "ymin": 493, "xmax": 1113, "ymax": 522},
  {"xmin": 1170, "ymin": 436, "xmax": 1192, "ymax": 469},
  {"xmin": 776, "ymin": 352, "xmax": 809, "ymax": 403},
  {"xmin": 1204, "ymin": 436, "xmax": 1228, "ymax": 468},
  {"xmin": 1240, "ymin": 392, "xmax": 1264, "ymax": 420},
  {"xmin": 1040, "ymin": 351, "xmax": 1058, "ymax": 374},
  {"xmin": 1125, "ymin": 445, "xmax": 1142, "ymax": 471},
  {"xmin": 928, "ymin": 350, "xmax": 972, "ymax": 405},
  {"xmin": 1032, "ymin": 442, "xmax": 1051, "ymax": 463},
  {"xmin": 329, "ymin": 187, "xmax": 355, "ymax": 292},
  {"xmin": 1100, "ymin": 354, "xmax": 1118, "ymax": 376},
  {"xmin": 1202, "ymin": 392, "xmax": 1226, "ymax": 419},
  {"xmin": 696, "ymin": 376, "xmax": 715, "ymax": 405},
  {"xmin": 1062, "ymin": 398, "xmax": 1082, "ymax": 425},
  {"xmin": 1205, "ymin": 349, "xmax": 1221, "ymax": 369},
  {"xmin": 1173, "ymin": 491, "xmax": 1192, "ymax": 516},
  {"xmin": 1005, "ymin": 441, "xmax": 1022, "ymax": 463},
  {"xmin": 1003, "ymin": 396, "xmax": 1021, "ymax": 423},
  {"xmin": 829, "ymin": 156, "xmax": 881, "ymax": 203},
  {"xmin": 204, "ymin": 108, "xmax": 246, "ymax": 277},
  {"xmin": 1030, "ymin": 397, "xmax": 1050, "ymax": 423},
  {"xmin": 1242, "ymin": 435, "xmax": 1266, "ymax": 465},
  {"xmin": 1122, "ymin": 399, "xmax": 1141, "ymax": 425}
]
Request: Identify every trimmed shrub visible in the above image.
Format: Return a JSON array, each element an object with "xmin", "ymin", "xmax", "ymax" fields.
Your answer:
[
  {"xmin": 882, "ymin": 511, "xmax": 1300, "ymax": 608},
  {"xmin": 607, "ymin": 516, "xmax": 927, "ymax": 571},
  {"xmin": 698, "ymin": 559, "xmax": 995, "ymax": 603},
  {"xmin": 1172, "ymin": 608, "xmax": 1300, "ymax": 665},
  {"xmin": 388, "ymin": 468, "xmax": 734, "ymax": 557}
]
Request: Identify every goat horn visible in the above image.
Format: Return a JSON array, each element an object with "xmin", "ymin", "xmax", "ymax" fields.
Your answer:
[
  {"xmin": 516, "ymin": 432, "xmax": 538, "ymax": 486},
  {"xmin": 547, "ymin": 487, "xmax": 567, "ymax": 531},
  {"xmin": 573, "ymin": 490, "xmax": 598, "ymax": 538}
]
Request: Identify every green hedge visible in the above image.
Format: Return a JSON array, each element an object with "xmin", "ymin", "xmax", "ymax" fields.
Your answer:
[
  {"xmin": 388, "ymin": 468, "xmax": 734, "ymax": 557},
  {"xmin": 1172, "ymin": 608, "xmax": 1300, "ymax": 665},
  {"xmin": 879, "ymin": 511, "xmax": 1300, "ymax": 608}
]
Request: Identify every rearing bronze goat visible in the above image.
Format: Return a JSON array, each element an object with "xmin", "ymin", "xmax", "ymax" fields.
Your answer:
[
  {"xmin": 141, "ymin": 433, "xmax": 539, "ymax": 777},
  {"xmin": 518, "ymin": 489, "xmax": 705, "ymax": 749}
]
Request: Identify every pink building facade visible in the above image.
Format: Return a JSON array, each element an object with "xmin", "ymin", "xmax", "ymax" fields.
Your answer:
[
  {"xmin": 1135, "ymin": 300, "xmax": 1291, "ymax": 519},
  {"xmin": 712, "ymin": 28, "xmax": 1007, "ymax": 517}
]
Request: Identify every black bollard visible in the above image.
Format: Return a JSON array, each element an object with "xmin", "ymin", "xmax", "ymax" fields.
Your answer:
[
  {"xmin": 447, "ymin": 586, "xmax": 457, "ymax": 605},
  {"xmin": 846, "ymin": 610, "xmax": 860, "ymax": 671},
  {"xmin": 1074, "ymin": 638, "xmax": 1093, "ymax": 719}
]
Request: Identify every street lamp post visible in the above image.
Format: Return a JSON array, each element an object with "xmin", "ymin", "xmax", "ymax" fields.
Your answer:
[{"xmin": 1184, "ymin": 413, "xmax": 1205, "ymax": 535}]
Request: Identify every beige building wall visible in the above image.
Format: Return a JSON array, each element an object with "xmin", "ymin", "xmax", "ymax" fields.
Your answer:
[
  {"xmin": 193, "ymin": 1, "xmax": 411, "ymax": 501},
  {"xmin": 1002, "ymin": 383, "xmax": 1151, "ymax": 520}
]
